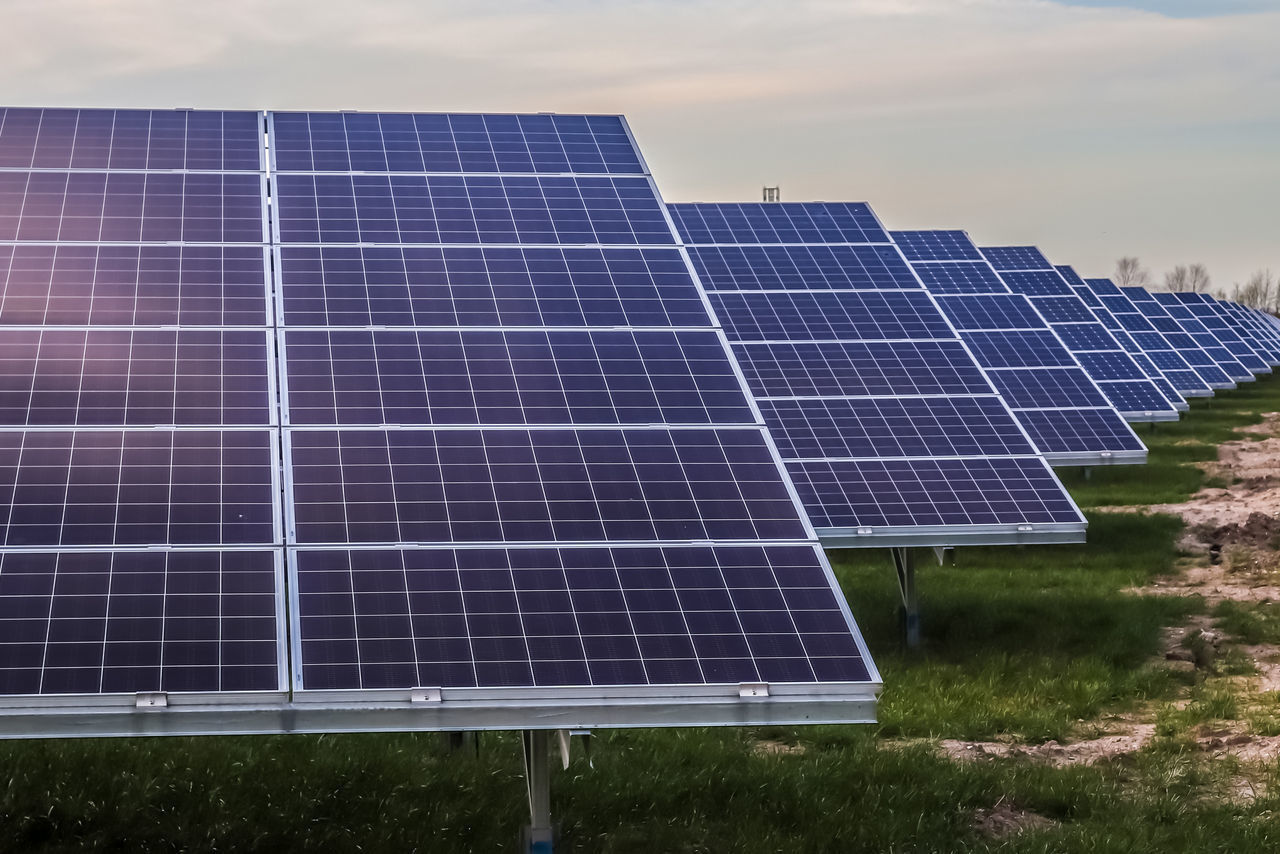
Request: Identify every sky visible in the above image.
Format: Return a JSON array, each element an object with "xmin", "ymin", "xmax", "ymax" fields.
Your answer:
[{"xmin": 3, "ymin": 0, "xmax": 1277, "ymax": 288}]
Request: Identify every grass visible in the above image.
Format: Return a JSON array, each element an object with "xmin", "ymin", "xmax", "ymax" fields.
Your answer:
[{"xmin": 3, "ymin": 371, "xmax": 1280, "ymax": 851}]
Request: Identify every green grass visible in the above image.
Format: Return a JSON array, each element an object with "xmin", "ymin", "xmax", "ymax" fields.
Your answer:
[
  {"xmin": 4, "ymin": 373, "xmax": 1280, "ymax": 851},
  {"xmin": 1213, "ymin": 601, "xmax": 1280, "ymax": 646}
]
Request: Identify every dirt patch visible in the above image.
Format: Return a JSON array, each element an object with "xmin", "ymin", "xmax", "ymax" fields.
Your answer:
[
  {"xmin": 972, "ymin": 798, "xmax": 1056, "ymax": 839},
  {"xmin": 938, "ymin": 725, "xmax": 1155, "ymax": 767},
  {"xmin": 750, "ymin": 739, "xmax": 806, "ymax": 757}
]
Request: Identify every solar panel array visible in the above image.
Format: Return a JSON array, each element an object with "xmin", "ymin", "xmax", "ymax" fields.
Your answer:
[
  {"xmin": 979, "ymin": 247, "xmax": 1182, "ymax": 420},
  {"xmin": 1146, "ymin": 290, "xmax": 1252, "ymax": 382},
  {"xmin": 269, "ymin": 113, "xmax": 877, "ymax": 718},
  {"xmin": 670, "ymin": 207, "xmax": 1085, "ymax": 547},
  {"xmin": 0, "ymin": 109, "xmax": 882, "ymax": 737},
  {"xmin": 1113, "ymin": 286, "xmax": 1216, "ymax": 397},
  {"xmin": 0, "ymin": 108, "xmax": 284, "ymax": 703},
  {"xmin": 888, "ymin": 233, "xmax": 1146, "ymax": 465},
  {"xmin": 1221, "ymin": 301, "xmax": 1280, "ymax": 364},
  {"xmin": 1064, "ymin": 270, "xmax": 1233, "ymax": 391},
  {"xmin": 1173, "ymin": 292, "xmax": 1270, "ymax": 375}
]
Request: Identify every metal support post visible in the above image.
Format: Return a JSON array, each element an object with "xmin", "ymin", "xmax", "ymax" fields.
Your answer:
[
  {"xmin": 521, "ymin": 729, "xmax": 554, "ymax": 853},
  {"xmin": 1082, "ymin": 466, "xmax": 1092, "ymax": 481},
  {"xmin": 891, "ymin": 547, "xmax": 920, "ymax": 648}
]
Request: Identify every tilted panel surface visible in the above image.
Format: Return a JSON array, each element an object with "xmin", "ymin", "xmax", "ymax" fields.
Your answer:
[
  {"xmin": 272, "ymin": 114, "xmax": 878, "ymax": 715},
  {"xmin": 0, "ymin": 108, "xmax": 285, "ymax": 706},
  {"xmin": 669, "ymin": 208, "xmax": 1082, "ymax": 545}
]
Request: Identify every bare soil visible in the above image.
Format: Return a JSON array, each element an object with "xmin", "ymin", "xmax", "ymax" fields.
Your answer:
[{"xmin": 971, "ymin": 798, "xmax": 1056, "ymax": 839}]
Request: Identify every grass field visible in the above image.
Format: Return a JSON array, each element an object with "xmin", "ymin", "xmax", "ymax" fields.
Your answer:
[{"xmin": 5, "ymin": 375, "xmax": 1280, "ymax": 852}]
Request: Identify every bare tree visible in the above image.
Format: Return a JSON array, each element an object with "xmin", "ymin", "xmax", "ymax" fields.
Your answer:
[
  {"xmin": 1165, "ymin": 265, "xmax": 1191, "ymax": 292},
  {"xmin": 1115, "ymin": 257, "xmax": 1151, "ymax": 286},
  {"xmin": 1235, "ymin": 269, "xmax": 1276, "ymax": 312},
  {"xmin": 1188, "ymin": 263, "xmax": 1211, "ymax": 293}
]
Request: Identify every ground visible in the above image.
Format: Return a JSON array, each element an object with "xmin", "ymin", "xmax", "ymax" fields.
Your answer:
[{"xmin": 4, "ymin": 377, "xmax": 1280, "ymax": 851}]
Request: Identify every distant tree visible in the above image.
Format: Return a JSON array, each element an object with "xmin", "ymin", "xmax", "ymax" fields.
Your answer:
[
  {"xmin": 1234, "ymin": 269, "xmax": 1275, "ymax": 312},
  {"xmin": 1188, "ymin": 263, "xmax": 1211, "ymax": 293},
  {"xmin": 1165, "ymin": 265, "xmax": 1190, "ymax": 291},
  {"xmin": 1115, "ymin": 257, "xmax": 1151, "ymax": 286}
]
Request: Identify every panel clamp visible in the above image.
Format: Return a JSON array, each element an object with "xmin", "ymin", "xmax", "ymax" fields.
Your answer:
[
  {"xmin": 738, "ymin": 682, "xmax": 770, "ymax": 699},
  {"xmin": 136, "ymin": 692, "xmax": 168, "ymax": 709},
  {"xmin": 410, "ymin": 687, "xmax": 443, "ymax": 704}
]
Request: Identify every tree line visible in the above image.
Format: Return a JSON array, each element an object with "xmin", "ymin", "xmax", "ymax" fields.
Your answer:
[{"xmin": 1113, "ymin": 257, "xmax": 1278, "ymax": 314}]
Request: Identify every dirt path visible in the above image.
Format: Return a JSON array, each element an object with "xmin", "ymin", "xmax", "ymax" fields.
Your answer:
[{"xmin": 920, "ymin": 412, "xmax": 1280, "ymax": 774}]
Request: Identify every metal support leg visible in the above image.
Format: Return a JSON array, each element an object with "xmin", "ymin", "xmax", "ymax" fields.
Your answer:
[
  {"xmin": 1082, "ymin": 466, "xmax": 1092, "ymax": 481},
  {"xmin": 521, "ymin": 729, "xmax": 554, "ymax": 853},
  {"xmin": 891, "ymin": 548, "xmax": 920, "ymax": 649}
]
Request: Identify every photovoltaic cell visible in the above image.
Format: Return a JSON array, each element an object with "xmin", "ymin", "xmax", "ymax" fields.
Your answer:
[
  {"xmin": 288, "ymin": 428, "xmax": 808, "ymax": 546},
  {"xmin": 687, "ymin": 244, "xmax": 918, "ymax": 292},
  {"xmin": 270, "ymin": 112, "xmax": 644, "ymax": 175},
  {"xmin": 277, "ymin": 246, "xmax": 709, "ymax": 329},
  {"xmin": 666, "ymin": 203, "xmax": 887, "ymax": 245},
  {"xmin": 732, "ymin": 340, "xmax": 992, "ymax": 398},
  {"xmin": 0, "ymin": 550, "xmax": 281, "ymax": 696},
  {"xmin": 979, "ymin": 246, "xmax": 1050, "ymax": 271},
  {"xmin": 933, "ymin": 294, "xmax": 1049, "ymax": 331},
  {"xmin": 281, "ymin": 329, "xmax": 753, "ymax": 426},
  {"xmin": 293, "ymin": 544, "xmax": 868, "ymax": 691},
  {"xmin": 0, "ymin": 108, "xmax": 263, "ymax": 172},
  {"xmin": 273, "ymin": 174, "xmax": 674, "ymax": 246},
  {"xmin": 710, "ymin": 290, "xmax": 953, "ymax": 342},
  {"xmin": 0, "ymin": 172, "xmax": 266, "ymax": 243},
  {"xmin": 0, "ymin": 245, "xmax": 269, "ymax": 326},
  {"xmin": 908, "ymin": 262, "xmax": 1005, "ymax": 294},
  {"xmin": 890, "ymin": 230, "xmax": 984, "ymax": 262}
]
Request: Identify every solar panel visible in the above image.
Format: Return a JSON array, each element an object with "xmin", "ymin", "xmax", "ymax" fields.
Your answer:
[
  {"xmin": 0, "ymin": 108, "xmax": 287, "ymax": 715},
  {"xmin": 1175, "ymin": 293, "xmax": 1271, "ymax": 374},
  {"xmin": 672, "ymin": 207, "xmax": 1084, "ymax": 546},
  {"xmin": 271, "ymin": 114, "xmax": 879, "ymax": 725},
  {"xmin": 1114, "ymin": 286, "xmax": 1217, "ymax": 397},
  {"xmin": 1148, "ymin": 290, "xmax": 1252, "ymax": 383},
  {"xmin": 890, "ymin": 233, "xmax": 1147, "ymax": 463},
  {"xmin": 981, "ymin": 251, "xmax": 1183, "ymax": 422},
  {"xmin": 1221, "ymin": 301, "xmax": 1280, "ymax": 364}
]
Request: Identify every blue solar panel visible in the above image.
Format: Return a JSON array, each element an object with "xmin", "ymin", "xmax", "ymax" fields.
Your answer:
[
  {"xmin": 289, "ymin": 428, "xmax": 808, "ymax": 545},
  {"xmin": 294, "ymin": 544, "xmax": 869, "ymax": 690},
  {"xmin": 1094, "ymin": 380, "xmax": 1182, "ymax": 413},
  {"xmin": 988, "ymin": 269, "xmax": 1074, "ymax": 296},
  {"xmin": 274, "ymin": 174, "xmax": 674, "ymax": 245},
  {"xmin": 1015, "ymin": 409, "xmax": 1146, "ymax": 455},
  {"xmin": 278, "ymin": 246, "xmax": 709, "ymax": 329},
  {"xmin": 787, "ymin": 457, "xmax": 1080, "ymax": 529},
  {"xmin": 0, "ymin": 172, "xmax": 266, "ymax": 243},
  {"xmin": 0, "ymin": 550, "xmax": 281, "ymax": 696},
  {"xmin": 687, "ymin": 244, "xmax": 918, "ymax": 291},
  {"xmin": 271, "ymin": 112, "xmax": 644, "ymax": 175},
  {"xmin": 981, "ymin": 246, "xmax": 1052, "ymax": 271},
  {"xmin": 0, "ymin": 245, "xmax": 270, "ymax": 327},
  {"xmin": 1179, "ymin": 294, "xmax": 1270, "ymax": 373},
  {"xmin": 934, "ymin": 294, "xmax": 1048, "ymax": 330},
  {"xmin": 282, "ymin": 329, "xmax": 753, "ymax": 426},
  {"xmin": 272, "ymin": 116, "xmax": 878, "ymax": 710},
  {"xmin": 759, "ymin": 397, "xmax": 1035, "ymax": 459},
  {"xmin": 710, "ymin": 290, "xmax": 954, "ymax": 342},
  {"xmin": 908, "ymin": 262, "xmax": 1005, "ymax": 293},
  {"xmin": 1139, "ymin": 289, "xmax": 1250, "ymax": 383},
  {"xmin": 0, "ymin": 108, "xmax": 287, "ymax": 705},
  {"xmin": 668, "ymin": 202, "xmax": 887, "ymax": 245},
  {"xmin": 1030, "ymin": 297, "xmax": 1097, "ymax": 324},
  {"xmin": 732, "ymin": 340, "xmax": 993, "ymax": 398},
  {"xmin": 1074, "ymin": 351, "xmax": 1148, "ymax": 381},
  {"xmin": 1055, "ymin": 323, "xmax": 1123, "ymax": 351},
  {"xmin": 984, "ymin": 367, "xmax": 1110, "ymax": 408},
  {"xmin": 889, "ymin": 230, "xmax": 984, "ymax": 261},
  {"xmin": 965, "ymin": 330, "xmax": 1080, "ymax": 369},
  {"xmin": 0, "ymin": 108, "xmax": 263, "ymax": 171}
]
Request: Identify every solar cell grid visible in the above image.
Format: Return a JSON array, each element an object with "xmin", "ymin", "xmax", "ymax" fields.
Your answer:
[
  {"xmin": 278, "ymin": 245, "xmax": 708, "ymax": 329},
  {"xmin": 984, "ymin": 367, "xmax": 1111, "ymax": 409},
  {"xmin": 270, "ymin": 112, "xmax": 643, "ymax": 175},
  {"xmin": 995, "ymin": 270, "xmax": 1074, "ymax": 296},
  {"xmin": 293, "ymin": 544, "xmax": 869, "ymax": 691},
  {"xmin": 1074, "ymin": 351, "xmax": 1148, "ymax": 381},
  {"xmin": 0, "ymin": 108, "xmax": 263, "ymax": 172},
  {"xmin": 964, "ymin": 330, "xmax": 1079, "ymax": 369},
  {"xmin": 787, "ymin": 457, "xmax": 1079, "ymax": 529},
  {"xmin": 908, "ymin": 262, "xmax": 1005, "ymax": 294},
  {"xmin": 1016, "ymin": 409, "xmax": 1146, "ymax": 455},
  {"xmin": 282, "ymin": 328, "xmax": 752, "ymax": 427},
  {"xmin": 0, "ymin": 549, "xmax": 281, "ymax": 696},
  {"xmin": 731, "ymin": 340, "xmax": 993, "ymax": 398},
  {"xmin": 888, "ymin": 230, "xmax": 983, "ymax": 262},
  {"xmin": 687, "ymin": 244, "xmax": 918, "ymax": 292},
  {"xmin": 710, "ymin": 290, "xmax": 953, "ymax": 342},
  {"xmin": 980, "ymin": 246, "xmax": 1051, "ymax": 271},
  {"xmin": 287, "ymin": 428, "xmax": 808, "ymax": 546},
  {"xmin": 934, "ymin": 294, "xmax": 1047, "ymax": 331},
  {"xmin": 1093, "ymin": 381, "xmax": 1178, "ymax": 413},
  {"xmin": 1054, "ymin": 323, "xmax": 1122, "ymax": 352},
  {"xmin": 0, "ymin": 172, "xmax": 266, "ymax": 243},
  {"xmin": 0, "ymin": 245, "xmax": 269, "ymax": 326},
  {"xmin": 1028, "ymin": 297, "xmax": 1097, "ymax": 324},
  {"xmin": 0, "ymin": 429, "xmax": 277, "ymax": 548},
  {"xmin": 0, "ymin": 328, "xmax": 272, "ymax": 426},
  {"xmin": 667, "ymin": 202, "xmax": 887, "ymax": 245},
  {"xmin": 759, "ymin": 396, "xmax": 1035, "ymax": 459}
]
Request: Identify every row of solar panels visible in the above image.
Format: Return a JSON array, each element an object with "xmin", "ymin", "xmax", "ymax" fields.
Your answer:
[{"xmin": 0, "ymin": 108, "xmax": 1273, "ymax": 738}]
